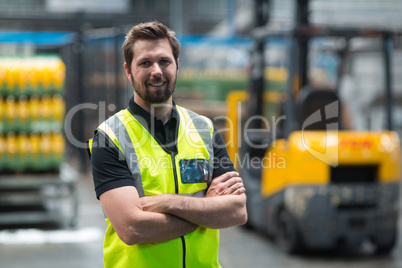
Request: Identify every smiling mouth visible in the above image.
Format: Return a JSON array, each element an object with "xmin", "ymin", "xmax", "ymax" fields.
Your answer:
[{"xmin": 150, "ymin": 82, "xmax": 165, "ymax": 87}]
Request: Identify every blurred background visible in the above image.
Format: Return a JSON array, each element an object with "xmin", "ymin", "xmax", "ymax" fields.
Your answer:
[{"xmin": 0, "ymin": 0, "xmax": 402, "ymax": 267}]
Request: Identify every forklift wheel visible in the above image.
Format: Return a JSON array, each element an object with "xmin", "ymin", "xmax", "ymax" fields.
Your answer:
[{"xmin": 276, "ymin": 210, "xmax": 301, "ymax": 254}]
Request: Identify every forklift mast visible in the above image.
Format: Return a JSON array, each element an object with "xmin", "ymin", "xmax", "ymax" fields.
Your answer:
[
  {"xmin": 296, "ymin": 0, "xmax": 310, "ymax": 90},
  {"xmin": 249, "ymin": 0, "xmax": 311, "ymax": 134},
  {"xmin": 248, "ymin": 0, "xmax": 270, "ymax": 129},
  {"xmin": 249, "ymin": 0, "xmax": 395, "ymax": 133}
]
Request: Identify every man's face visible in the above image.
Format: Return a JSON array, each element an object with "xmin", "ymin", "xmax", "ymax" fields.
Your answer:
[{"xmin": 125, "ymin": 38, "xmax": 178, "ymax": 107}]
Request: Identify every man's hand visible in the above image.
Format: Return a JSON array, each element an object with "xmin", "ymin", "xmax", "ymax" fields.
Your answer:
[{"xmin": 206, "ymin": 171, "xmax": 245, "ymax": 197}]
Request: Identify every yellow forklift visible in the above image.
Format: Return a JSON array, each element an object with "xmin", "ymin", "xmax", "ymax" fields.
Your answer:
[{"xmin": 227, "ymin": 0, "xmax": 400, "ymax": 254}]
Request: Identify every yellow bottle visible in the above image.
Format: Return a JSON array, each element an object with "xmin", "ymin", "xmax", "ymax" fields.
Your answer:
[
  {"xmin": 0, "ymin": 97, "xmax": 3, "ymax": 134},
  {"xmin": 40, "ymin": 94, "xmax": 51, "ymax": 122},
  {"xmin": 6, "ymin": 132, "xmax": 17, "ymax": 160},
  {"xmin": 29, "ymin": 133, "xmax": 40, "ymax": 169},
  {"xmin": 0, "ymin": 135, "xmax": 4, "ymax": 165},
  {"xmin": 0, "ymin": 135, "xmax": 5, "ymax": 171},
  {"xmin": 17, "ymin": 132, "xmax": 29, "ymax": 158},
  {"xmin": 51, "ymin": 132, "xmax": 65, "ymax": 166},
  {"xmin": 40, "ymin": 132, "xmax": 52, "ymax": 156},
  {"xmin": 40, "ymin": 132, "xmax": 51, "ymax": 170},
  {"xmin": 52, "ymin": 94, "xmax": 65, "ymax": 122},
  {"xmin": 0, "ymin": 96, "xmax": 4, "ymax": 123},
  {"xmin": 17, "ymin": 58, "xmax": 28, "ymax": 94},
  {"xmin": 41, "ymin": 57, "xmax": 52, "ymax": 91},
  {"xmin": 54, "ymin": 58, "xmax": 66, "ymax": 92},
  {"xmin": 47, "ymin": 57, "xmax": 56, "ymax": 91},
  {"xmin": 28, "ymin": 95, "xmax": 40, "ymax": 121},
  {"xmin": 6, "ymin": 60, "xmax": 18, "ymax": 92},
  {"xmin": 18, "ymin": 96, "xmax": 29, "ymax": 125},
  {"xmin": 5, "ymin": 96, "xmax": 16, "ymax": 128},
  {"xmin": 29, "ymin": 133, "xmax": 40, "ymax": 156},
  {"xmin": 0, "ymin": 58, "xmax": 6, "ymax": 94},
  {"xmin": 30, "ymin": 59, "xmax": 40, "ymax": 93}
]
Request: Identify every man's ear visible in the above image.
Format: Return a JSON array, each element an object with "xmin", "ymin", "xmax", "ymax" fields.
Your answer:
[
  {"xmin": 124, "ymin": 62, "xmax": 132, "ymax": 82},
  {"xmin": 176, "ymin": 58, "xmax": 179, "ymax": 70}
]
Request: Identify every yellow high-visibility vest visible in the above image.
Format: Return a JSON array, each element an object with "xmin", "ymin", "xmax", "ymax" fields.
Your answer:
[{"xmin": 89, "ymin": 106, "xmax": 221, "ymax": 268}]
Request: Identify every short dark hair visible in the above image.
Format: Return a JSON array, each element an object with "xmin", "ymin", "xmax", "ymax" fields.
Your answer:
[{"xmin": 122, "ymin": 21, "xmax": 180, "ymax": 72}]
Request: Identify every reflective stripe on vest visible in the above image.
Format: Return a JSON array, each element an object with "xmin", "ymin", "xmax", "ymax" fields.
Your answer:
[{"xmin": 90, "ymin": 106, "xmax": 221, "ymax": 268}]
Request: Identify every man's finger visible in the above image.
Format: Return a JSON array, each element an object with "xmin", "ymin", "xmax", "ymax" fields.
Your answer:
[
  {"xmin": 213, "ymin": 171, "xmax": 239, "ymax": 183},
  {"xmin": 231, "ymin": 187, "xmax": 246, "ymax": 195},
  {"xmin": 224, "ymin": 181, "xmax": 244, "ymax": 194},
  {"xmin": 219, "ymin": 176, "xmax": 243, "ymax": 190}
]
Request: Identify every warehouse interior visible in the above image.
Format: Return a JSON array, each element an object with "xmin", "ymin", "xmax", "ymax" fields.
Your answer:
[{"xmin": 1, "ymin": 0, "xmax": 402, "ymax": 267}]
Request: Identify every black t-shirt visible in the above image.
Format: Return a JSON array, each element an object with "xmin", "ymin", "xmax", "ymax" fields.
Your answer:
[{"xmin": 90, "ymin": 97, "xmax": 235, "ymax": 199}]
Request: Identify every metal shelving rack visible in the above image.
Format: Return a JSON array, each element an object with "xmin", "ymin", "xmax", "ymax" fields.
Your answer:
[{"xmin": 0, "ymin": 164, "xmax": 78, "ymax": 227}]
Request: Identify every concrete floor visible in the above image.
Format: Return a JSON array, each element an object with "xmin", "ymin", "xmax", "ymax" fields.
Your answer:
[
  {"xmin": 1, "ymin": 171, "xmax": 402, "ymax": 268},
  {"xmin": 0, "ymin": 171, "xmax": 105, "ymax": 268}
]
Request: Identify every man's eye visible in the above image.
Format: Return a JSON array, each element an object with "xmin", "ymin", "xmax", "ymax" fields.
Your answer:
[
  {"xmin": 160, "ymin": 60, "xmax": 170, "ymax": 65},
  {"xmin": 140, "ymin": 61, "xmax": 150, "ymax": 66}
]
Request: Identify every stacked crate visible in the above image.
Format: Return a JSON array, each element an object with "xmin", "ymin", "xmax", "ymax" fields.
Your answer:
[
  {"xmin": 0, "ymin": 55, "xmax": 77, "ymax": 228},
  {"xmin": 0, "ymin": 55, "xmax": 66, "ymax": 173}
]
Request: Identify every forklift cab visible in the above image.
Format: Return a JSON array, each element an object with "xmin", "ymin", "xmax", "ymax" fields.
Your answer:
[{"xmin": 296, "ymin": 87, "xmax": 342, "ymax": 131}]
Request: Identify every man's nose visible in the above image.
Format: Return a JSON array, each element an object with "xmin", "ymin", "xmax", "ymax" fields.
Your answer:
[{"xmin": 151, "ymin": 63, "xmax": 163, "ymax": 77}]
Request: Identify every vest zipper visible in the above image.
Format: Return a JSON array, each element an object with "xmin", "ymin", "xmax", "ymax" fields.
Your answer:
[
  {"xmin": 181, "ymin": 236, "xmax": 186, "ymax": 268},
  {"xmin": 171, "ymin": 152, "xmax": 179, "ymax": 194},
  {"xmin": 171, "ymin": 152, "xmax": 186, "ymax": 268}
]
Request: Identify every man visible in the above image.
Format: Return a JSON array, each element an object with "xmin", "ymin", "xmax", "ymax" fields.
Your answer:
[{"xmin": 88, "ymin": 21, "xmax": 247, "ymax": 268}]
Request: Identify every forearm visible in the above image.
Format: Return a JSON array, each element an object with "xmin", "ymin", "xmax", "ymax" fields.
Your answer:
[
  {"xmin": 170, "ymin": 194, "xmax": 247, "ymax": 229},
  {"xmin": 100, "ymin": 186, "xmax": 197, "ymax": 246},
  {"xmin": 143, "ymin": 194, "xmax": 247, "ymax": 229},
  {"xmin": 126, "ymin": 210, "xmax": 197, "ymax": 245}
]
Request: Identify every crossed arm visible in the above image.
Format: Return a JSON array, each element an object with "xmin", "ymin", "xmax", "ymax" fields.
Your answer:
[{"xmin": 99, "ymin": 171, "xmax": 247, "ymax": 246}]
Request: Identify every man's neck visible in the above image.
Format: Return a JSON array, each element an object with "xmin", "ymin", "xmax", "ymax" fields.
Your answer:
[{"xmin": 134, "ymin": 96, "xmax": 173, "ymax": 124}]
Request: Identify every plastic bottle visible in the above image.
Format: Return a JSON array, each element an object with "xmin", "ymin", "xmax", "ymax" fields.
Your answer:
[
  {"xmin": 40, "ymin": 132, "xmax": 52, "ymax": 170},
  {"xmin": 41, "ymin": 57, "xmax": 52, "ymax": 92},
  {"xmin": 0, "ymin": 58, "xmax": 6, "ymax": 95},
  {"xmin": 29, "ymin": 133, "xmax": 40, "ymax": 170},
  {"xmin": 0, "ymin": 97, "xmax": 4, "ymax": 133},
  {"xmin": 36, "ymin": 58, "xmax": 46, "ymax": 95},
  {"xmin": 6, "ymin": 60, "xmax": 18, "ymax": 95},
  {"xmin": 29, "ymin": 95, "xmax": 40, "ymax": 120},
  {"xmin": 17, "ymin": 132, "xmax": 30, "ymax": 170},
  {"xmin": 18, "ymin": 96, "xmax": 29, "ymax": 131},
  {"xmin": 0, "ymin": 135, "xmax": 4, "ymax": 170},
  {"xmin": 51, "ymin": 132, "xmax": 65, "ymax": 169},
  {"xmin": 5, "ymin": 96, "xmax": 16, "ymax": 131},
  {"xmin": 17, "ymin": 58, "xmax": 28, "ymax": 96},
  {"xmin": 30, "ymin": 59, "xmax": 40, "ymax": 94},
  {"xmin": 54, "ymin": 58, "xmax": 66, "ymax": 93},
  {"xmin": 40, "ymin": 95, "xmax": 51, "ymax": 122},
  {"xmin": 52, "ymin": 94, "xmax": 65, "ymax": 122},
  {"xmin": 6, "ymin": 132, "xmax": 17, "ymax": 171}
]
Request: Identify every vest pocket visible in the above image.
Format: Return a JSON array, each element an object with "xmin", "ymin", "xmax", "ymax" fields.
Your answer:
[{"xmin": 179, "ymin": 159, "xmax": 209, "ymax": 184}]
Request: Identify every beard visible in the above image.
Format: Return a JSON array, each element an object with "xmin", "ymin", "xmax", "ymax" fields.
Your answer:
[{"xmin": 130, "ymin": 73, "xmax": 176, "ymax": 104}]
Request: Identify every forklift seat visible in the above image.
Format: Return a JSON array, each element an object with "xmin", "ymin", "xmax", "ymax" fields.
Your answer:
[{"xmin": 296, "ymin": 87, "xmax": 342, "ymax": 131}]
